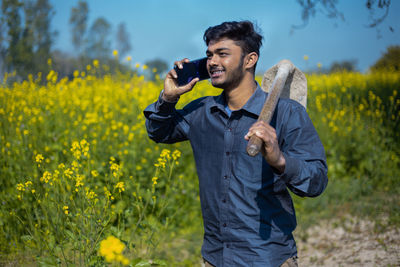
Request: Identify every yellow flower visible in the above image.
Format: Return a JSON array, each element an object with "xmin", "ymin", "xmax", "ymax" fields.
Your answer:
[
  {"xmin": 303, "ymin": 55, "xmax": 309, "ymax": 61},
  {"xmin": 115, "ymin": 182, "xmax": 125, "ymax": 193},
  {"xmin": 64, "ymin": 168, "xmax": 73, "ymax": 179},
  {"xmin": 86, "ymin": 188, "xmax": 97, "ymax": 200},
  {"xmin": 91, "ymin": 170, "xmax": 99, "ymax": 177},
  {"xmin": 172, "ymin": 149, "xmax": 181, "ymax": 160},
  {"xmin": 125, "ymin": 56, "xmax": 132, "ymax": 62},
  {"xmin": 152, "ymin": 176, "xmax": 158, "ymax": 185},
  {"xmin": 71, "ymin": 141, "xmax": 81, "ymax": 159},
  {"xmin": 154, "ymin": 149, "xmax": 172, "ymax": 168},
  {"xmin": 46, "ymin": 70, "xmax": 54, "ymax": 81},
  {"xmin": 80, "ymin": 139, "xmax": 90, "ymax": 157},
  {"xmin": 40, "ymin": 171, "xmax": 52, "ymax": 183},
  {"xmin": 35, "ymin": 154, "xmax": 44, "ymax": 163},
  {"xmin": 63, "ymin": 206, "xmax": 69, "ymax": 215},
  {"xmin": 104, "ymin": 187, "xmax": 112, "ymax": 200},
  {"xmin": 113, "ymin": 50, "xmax": 118, "ymax": 57},
  {"xmin": 154, "ymin": 158, "xmax": 166, "ymax": 168},
  {"xmin": 75, "ymin": 175, "xmax": 84, "ymax": 188},
  {"xmin": 99, "ymin": 236, "xmax": 129, "ymax": 264},
  {"xmin": 110, "ymin": 162, "xmax": 119, "ymax": 172},
  {"xmin": 16, "ymin": 183, "xmax": 25, "ymax": 191},
  {"xmin": 160, "ymin": 149, "xmax": 171, "ymax": 159}
]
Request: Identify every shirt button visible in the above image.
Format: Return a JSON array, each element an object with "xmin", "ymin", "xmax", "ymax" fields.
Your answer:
[
  {"xmin": 224, "ymin": 175, "xmax": 228, "ymax": 179},
  {"xmin": 223, "ymin": 223, "xmax": 227, "ymax": 227},
  {"xmin": 222, "ymin": 199, "xmax": 226, "ymax": 203},
  {"xmin": 226, "ymin": 151, "xmax": 230, "ymax": 156}
]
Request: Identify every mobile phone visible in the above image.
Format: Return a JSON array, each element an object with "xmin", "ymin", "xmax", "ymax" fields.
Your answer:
[{"xmin": 174, "ymin": 57, "xmax": 210, "ymax": 86}]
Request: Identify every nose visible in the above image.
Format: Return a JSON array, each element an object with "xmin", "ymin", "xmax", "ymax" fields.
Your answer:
[{"xmin": 208, "ymin": 54, "xmax": 218, "ymax": 67}]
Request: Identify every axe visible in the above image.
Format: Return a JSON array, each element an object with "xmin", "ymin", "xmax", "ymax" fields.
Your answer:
[{"xmin": 246, "ymin": 59, "xmax": 307, "ymax": 157}]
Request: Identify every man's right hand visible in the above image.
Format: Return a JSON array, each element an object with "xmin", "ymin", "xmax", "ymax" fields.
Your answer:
[{"xmin": 162, "ymin": 58, "xmax": 199, "ymax": 102}]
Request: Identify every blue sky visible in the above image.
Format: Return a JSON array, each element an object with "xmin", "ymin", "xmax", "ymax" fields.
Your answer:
[{"xmin": 51, "ymin": 0, "xmax": 400, "ymax": 73}]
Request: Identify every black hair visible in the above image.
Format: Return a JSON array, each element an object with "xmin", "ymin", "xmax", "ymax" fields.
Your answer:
[{"xmin": 203, "ymin": 21, "xmax": 263, "ymax": 56}]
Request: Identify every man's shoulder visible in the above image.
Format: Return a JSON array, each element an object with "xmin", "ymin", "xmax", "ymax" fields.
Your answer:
[{"xmin": 277, "ymin": 97, "xmax": 306, "ymax": 112}]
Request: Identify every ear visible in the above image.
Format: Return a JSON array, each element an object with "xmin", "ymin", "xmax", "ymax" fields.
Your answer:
[{"xmin": 244, "ymin": 52, "xmax": 258, "ymax": 70}]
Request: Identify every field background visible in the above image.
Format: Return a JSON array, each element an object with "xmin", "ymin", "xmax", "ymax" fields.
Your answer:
[{"xmin": 0, "ymin": 64, "xmax": 399, "ymax": 266}]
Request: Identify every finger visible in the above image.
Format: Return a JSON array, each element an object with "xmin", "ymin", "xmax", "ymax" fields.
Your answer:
[
  {"xmin": 247, "ymin": 122, "xmax": 275, "ymax": 136},
  {"xmin": 253, "ymin": 121, "xmax": 272, "ymax": 130},
  {"xmin": 245, "ymin": 127, "xmax": 264, "ymax": 140},
  {"xmin": 173, "ymin": 61, "xmax": 183, "ymax": 69},
  {"xmin": 245, "ymin": 126, "xmax": 275, "ymax": 143},
  {"xmin": 178, "ymin": 77, "xmax": 199, "ymax": 93},
  {"xmin": 249, "ymin": 129, "xmax": 265, "ymax": 141},
  {"xmin": 245, "ymin": 123, "xmax": 266, "ymax": 137},
  {"xmin": 174, "ymin": 58, "xmax": 190, "ymax": 69},
  {"xmin": 247, "ymin": 121, "xmax": 268, "ymax": 131},
  {"xmin": 170, "ymin": 68, "xmax": 178, "ymax": 79},
  {"xmin": 185, "ymin": 77, "xmax": 199, "ymax": 88}
]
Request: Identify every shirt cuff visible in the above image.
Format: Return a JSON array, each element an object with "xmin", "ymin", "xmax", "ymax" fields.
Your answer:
[
  {"xmin": 156, "ymin": 90, "xmax": 179, "ymax": 114},
  {"xmin": 277, "ymin": 153, "xmax": 301, "ymax": 184}
]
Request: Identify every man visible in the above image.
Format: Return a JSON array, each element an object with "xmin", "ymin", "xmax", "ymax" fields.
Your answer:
[{"xmin": 144, "ymin": 21, "xmax": 328, "ymax": 267}]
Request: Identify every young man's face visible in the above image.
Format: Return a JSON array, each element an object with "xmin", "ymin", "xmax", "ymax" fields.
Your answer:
[{"xmin": 206, "ymin": 38, "xmax": 246, "ymax": 90}]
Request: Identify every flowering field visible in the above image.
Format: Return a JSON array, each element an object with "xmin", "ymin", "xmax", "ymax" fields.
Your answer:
[{"xmin": 0, "ymin": 64, "xmax": 399, "ymax": 266}]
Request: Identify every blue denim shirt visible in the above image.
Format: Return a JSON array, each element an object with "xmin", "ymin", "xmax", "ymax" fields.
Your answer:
[{"xmin": 144, "ymin": 85, "xmax": 328, "ymax": 267}]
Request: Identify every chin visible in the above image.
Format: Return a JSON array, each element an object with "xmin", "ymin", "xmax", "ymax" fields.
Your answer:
[{"xmin": 211, "ymin": 79, "xmax": 226, "ymax": 89}]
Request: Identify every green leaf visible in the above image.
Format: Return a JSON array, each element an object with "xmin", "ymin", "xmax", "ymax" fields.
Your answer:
[
  {"xmin": 65, "ymin": 229, "xmax": 74, "ymax": 240},
  {"xmin": 131, "ymin": 258, "xmax": 143, "ymax": 265},
  {"xmin": 21, "ymin": 235, "xmax": 33, "ymax": 242},
  {"xmin": 134, "ymin": 260, "xmax": 151, "ymax": 267},
  {"xmin": 152, "ymin": 259, "xmax": 167, "ymax": 266},
  {"xmin": 133, "ymin": 259, "xmax": 167, "ymax": 266}
]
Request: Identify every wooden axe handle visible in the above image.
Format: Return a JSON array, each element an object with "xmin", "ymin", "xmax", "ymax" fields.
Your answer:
[{"xmin": 246, "ymin": 60, "xmax": 294, "ymax": 157}]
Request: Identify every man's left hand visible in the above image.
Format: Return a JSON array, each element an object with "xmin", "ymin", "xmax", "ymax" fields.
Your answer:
[{"xmin": 244, "ymin": 121, "xmax": 286, "ymax": 174}]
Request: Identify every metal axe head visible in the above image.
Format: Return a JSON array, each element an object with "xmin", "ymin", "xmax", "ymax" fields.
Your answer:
[{"xmin": 261, "ymin": 59, "xmax": 307, "ymax": 108}]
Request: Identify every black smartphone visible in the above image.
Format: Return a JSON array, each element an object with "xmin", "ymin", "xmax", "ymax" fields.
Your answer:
[{"xmin": 174, "ymin": 57, "xmax": 210, "ymax": 86}]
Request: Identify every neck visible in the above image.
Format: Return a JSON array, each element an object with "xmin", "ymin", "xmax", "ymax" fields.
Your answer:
[{"xmin": 224, "ymin": 75, "xmax": 257, "ymax": 110}]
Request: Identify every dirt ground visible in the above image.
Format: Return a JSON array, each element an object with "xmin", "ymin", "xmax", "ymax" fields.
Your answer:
[{"xmin": 295, "ymin": 217, "xmax": 400, "ymax": 266}]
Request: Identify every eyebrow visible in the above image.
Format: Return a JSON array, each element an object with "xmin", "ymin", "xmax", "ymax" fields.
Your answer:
[{"xmin": 206, "ymin": 47, "xmax": 230, "ymax": 54}]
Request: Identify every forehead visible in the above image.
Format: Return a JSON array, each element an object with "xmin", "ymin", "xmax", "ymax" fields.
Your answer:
[{"xmin": 207, "ymin": 38, "xmax": 242, "ymax": 52}]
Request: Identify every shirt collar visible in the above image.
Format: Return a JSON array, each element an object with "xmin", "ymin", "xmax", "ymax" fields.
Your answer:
[{"xmin": 210, "ymin": 83, "xmax": 267, "ymax": 117}]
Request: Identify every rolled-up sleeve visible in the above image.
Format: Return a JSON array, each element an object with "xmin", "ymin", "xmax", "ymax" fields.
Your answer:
[{"xmin": 277, "ymin": 105, "xmax": 328, "ymax": 197}]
